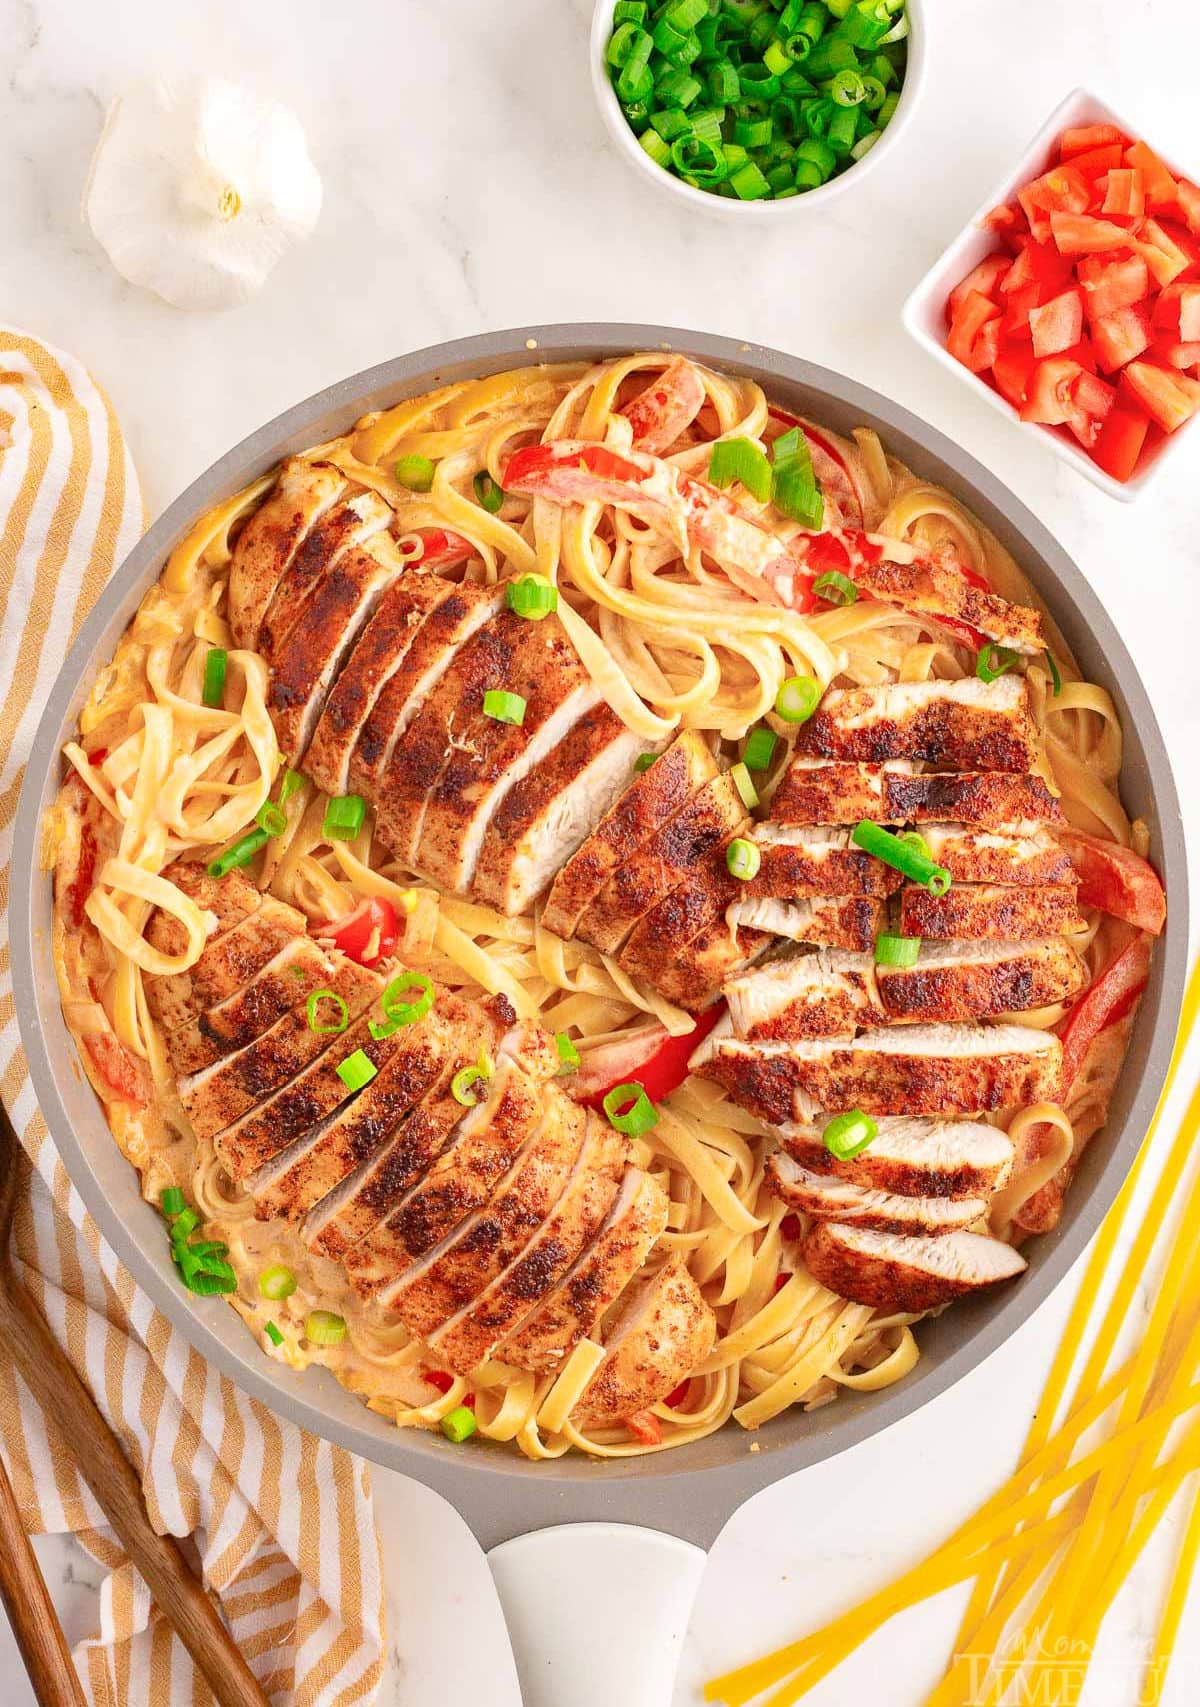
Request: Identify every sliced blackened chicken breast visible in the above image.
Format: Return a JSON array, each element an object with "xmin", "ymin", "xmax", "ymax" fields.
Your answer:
[
  {"xmin": 794, "ymin": 676, "xmax": 1036, "ymax": 771},
  {"xmin": 619, "ymin": 845, "xmax": 764, "ymax": 1011},
  {"xmin": 472, "ymin": 703, "xmax": 645, "ymax": 915},
  {"xmin": 876, "ymin": 937, "xmax": 1084, "ymax": 1022},
  {"xmin": 724, "ymin": 950, "xmax": 886, "ymax": 1041},
  {"xmin": 573, "ymin": 1254, "xmax": 716, "ymax": 1426},
  {"xmin": 146, "ymin": 895, "xmax": 309, "ymax": 1036},
  {"xmin": 772, "ymin": 761, "xmax": 1062, "ymax": 830},
  {"xmin": 228, "ymin": 460, "xmax": 346, "ymax": 651},
  {"xmin": 165, "ymin": 935, "xmax": 334, "ymax": 1077},
  {"xmin": 921, "ymin": 822, "xmax": 1075, "ymax": 887},
  {"xmin": 542, "ymin": 730, "xmax": 718, "ymax": 940},
  {"xmin": 726, "ymin": 894, "xmax": 884, "ymax": 952},
  {"xmin": 848, "ymin": 555, "xmax": 1043, "ymax": 653},
  {"xmin": 899, "ymin": 883, "xmax": 1086, "ymax": 942},
  {"xmin": 780, "ymin": 1118, "xmax": 1014, "ymax": 1199},
  {"xmin": 803, "ymin": 1222, "xmax": 1026, "ymax": 1313},
  {"xmin": 256, "ymin": 490, "xmax": 390, "ymax": 663},
  {"xmin": 767, "ymin": 1155, "xmax": 989, "ymax": 1235},
  {"xmin": 747, "ymin": 825, "xmax": 903, "ymax": 898}
]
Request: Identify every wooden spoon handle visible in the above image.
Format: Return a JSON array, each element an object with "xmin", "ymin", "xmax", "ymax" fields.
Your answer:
[
  {"xmin": 0, "ymin": 1272, "xmax": 269, "ymax": 1707},
  {"xmin": 0, "ymin": 1449, "xmax": 86, "ymax": 1706}
]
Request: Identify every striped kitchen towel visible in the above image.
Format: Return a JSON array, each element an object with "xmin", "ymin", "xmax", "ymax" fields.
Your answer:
[{"xmin": 0, "ymin": 328, "xmax": 386, "ymax": 1706}]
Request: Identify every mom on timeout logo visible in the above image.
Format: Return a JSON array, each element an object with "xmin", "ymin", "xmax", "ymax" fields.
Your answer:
[{"xmin": 957, "ymin": 1625, "xmax": 1167, "ymax": 1705}]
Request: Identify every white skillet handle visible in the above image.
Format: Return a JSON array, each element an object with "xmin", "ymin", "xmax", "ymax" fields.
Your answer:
[{"xmin": 489, "ymin": 1522, "xmax": 706, "ymax": 1707}]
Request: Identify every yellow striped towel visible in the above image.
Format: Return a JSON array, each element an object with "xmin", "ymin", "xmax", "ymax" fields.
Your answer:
[{"xmin": 0, "ymin": 327, "xmax": 386, "ymax": 1706}]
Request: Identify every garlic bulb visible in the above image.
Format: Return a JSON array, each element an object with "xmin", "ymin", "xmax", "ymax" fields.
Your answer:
[{"xmin": 84, "ymin": 78, "xmax": 322, "ymax": 311}]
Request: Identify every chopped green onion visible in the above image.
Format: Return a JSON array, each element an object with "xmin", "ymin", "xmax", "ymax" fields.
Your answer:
[
  {"xmin": 709, "ymin": 437, "xmax": 772, "ymax": 501},
  {"xmin": 306, "ymin": 989, "xmax": 349, "ymax": 1035},
  {"xmin": 635, "ymin": 752, "xmax": 658, "ymax": 773},
  {"xmin": 265, "ymin": 1321, "xmax": 284, "ymax": 1347},
  {"xmin": 305, "ymin": 1310, "xmax": 347, "ymax": 1346},
  {"xmin": 898, "ymin": 829, "xmax": 932, "ymax": 859},
  {"xmin": 207, "ymin": 826, "xmax": 269, "ymax": 879},
  {"xmin": 181, "ymin": 1265, "xmax": 239, "ymax": 1296},
  {"xmin": 1046, "ymin": 651, "xmax": 1063, "ymax": 696},
  {"xmin": 874, "ymin": 933, "xmax": 921, "ymax": 967},
  {"xmin": 734, "ymin": 114, "xmax": 773, "ymax": 149},
  {"xmin": 483, "ymin": 689, "xmax": 526, "ymax": 725},
  {"xmin": 279, "ymin": 767, "xmax": 305, "ymax": 805},
  {"xmin": 170, "ymin": 1206, "xmax": 200, "ymax": 1243},
  {"xmin": 828, "ymin": 67, "xmax": 867, "ymax": 105},
  {"xmin": 850, "ymin": 129, "xmax": 880, "ymax": 160},
  {"xmin": 812, "ymin": 569, "xmax": 858, "ymax": 606},
  {"xmin": 395, "ymin": 454, "xmax": 436, "ymax": 492},
  {"xmin": 441, "ymin": 1405, "xmax": 478, "ymax": 1443},
  {"xmin": 738, "ymin": 64, "xmax": 781, "ymax": 100},
  {"xmin": 826, "ymin": 103, "xmax": 859, "ymax": 156},
  {"xmin": 879, "ymin": 89, "xmax": 900, "ymax": 125},
  {"xmin": 614, "ymin": 0, "xmax": 646, "ymax": 22},
  {"xmin": 640, "ymin": 128, "xmax": 671, "ymax": 166},
  {"xmin": 323, "ymin": 793, "xmax": 366, "ymax": 842},
  {"xmin": 730, "ymin": 761, "xmax": 759, "ymax": 810},
  {"xmin": 672, "ymin": 134, "xmax": 727, "ymax": 183},
  {"xmin": 651, "ymin": 107, "xmax": 692, "ymax": 143},
  {"xmin": 256, "ymin": 801, "xmax": 288, "ymax": 837},
  {"xmin": 656, "ymin": 65, "xmax": 703, "ymax": 106},
  {"xmin": 730, "ymin": 159, "xmax": 771, "ymax": 200},
  {"xmin": 775, "ymin": 674, "xmax": 822, "ymax": 723},
  {"xmin": 602, "ymin": 1082, "xmax": 660, "ymax": 1137},
  {"xmin": 763, "ymin": 39, "xmax": 792, "ymax": 77},
  {"xmin": 976, "ymin": 643, "xmax": 1020, "ymax": 683},
  {"xmin": 336, "ymin": 1049, "xmax": 377, "ymax": 1092},
  {"xmin": 823, "ymin": 1109, "xmax": 878, "ymax": 1160},
  {"xmin": 607, "ymin": 20, "xmax": 641, "ymax": 67},
  {"xmin": 666, "ymin": 0, "xmax": 707, "ymax": 29},
  {"xmin": 709, "ymin": 59, "xmax": 740, "ymax": 102},
  {"xmin": 369, "ymin": 971, "xmax": 435, "ymax": 1038},
  {"xmin": 451, "ymin": 1060, "xmax": 492, "ymax": 1106},
  {"xmin": 726, "ymin": 836, "xmax": 761, "ymax": 881},
  {"xmin": 555, "ymin": 1032, "xmax": 580, "ymax": 1074},
  {"xmin": 160, "ymin": 1187, "xmax": 185, "ymax": 1218},
  {"xmin": 474, "ymin": 471, "xmax": 506, "ymax": 513},
  {"xmin": 851, "ymin": 820, "xmax": 952, "ymax": 893},
  {"xmin": 202, "ymin": 647, "xmax": 227, "ymax": 708},
  {"xmin": 774, "ymin": 463, "xmax": 824, "ymax": 528},
  {"xmin": 258, "ymin": 1264, "xmax": 297, "ymax": 1301},
  {"xmin": 743, "ymin": 726, "xmax": 778, "ymax": 771},
  {"xmin": 796, "ymin": 136, "xmax": 837, "ymax": 181},
  {"xmin": 506, "ymin": 574, "xmax": 558, "ymax": 620}
]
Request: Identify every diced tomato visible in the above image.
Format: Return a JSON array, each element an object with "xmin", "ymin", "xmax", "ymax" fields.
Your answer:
[
  {"xmin": 1020, "ymin": 357, "xmax": 1083, "ymax": 425},
  {"xmin": 577, "ymin": 1002, "xmax": 726, "ymax": 1108},
  {"xmin": 1061, "ymin": 336, "xmax": 1098, "ymax": 373},
  {"xmin": 1091, "ymin": 302, "xmax": 1153, "ymax": 372},
  {"xmin": 1179, "ymin": 285, "xmax": 1200, "ymax": 340},
  {"xmin": 1177, "ymin": 179, "xmax": 1200, "ymax": 238},
  {"xmin": 1134, "ymin": 219, "xmax": 1190, "ymax": 288},
  {"xmin": 622, "ymin": 356, "xmax": 706, "ymax": 455},
  {"xmin": 780, "ymin": 1213, "xmax": 803, "ymax": 1242},
  {"xmin": 972, "ymin": 318, "xmax": 1003, "ymax": 373},
  {"xmin": 1121, "ymin": 360, "xmax": 1200, "ymax": 432},
  {"xmin": 1049, "ymin": 212, "xmax": 1134, "ymax": 255},
  {"xmin": 1071, "ymin": 369, "xmax": 1116, "ymax": 423},
  {"xmin": 1154, "ymin": 339, "xmax": 1200, "ymax": 372},
  {"xmin": 1003, "ymin": 238, "xmax": 1074, "ymax": 298},
  {"xmin": 1102, "ymin": 168, "xmax": 1145, "ymax": 220},
  {"xmin": 947, "ymin": 290, "xmax": 1000, "ymax": 367},
  {"xmin": 1060, "ymin": 123, "xmax": 1125, "ymax": 158},
  {"xmin": 1018, "ymin": 166, "xmax": 1091, "ymax": 236},
  {"xmin": 1152, "ymin": 280, "xmax": 1186, "ymax": 332},
  {"xmin": 1003, "ymin": 283, "xmax": 1042, "ymax": 340},
  {"xmin": 1060, "ymin": 828, "xmax": 1166, "ymax": 934},
  {"xmin": 1090, "ymin": 406, "xmax": 1150, "ymax": 482},
  {"xmin": 1067, "ymin": 145, "xmax": 1125, "ymax": 181},
  {"xmin": 948, "ymin": 255, "xmax": 1011, "ymax": 321},
  {"xmin": 313, "ymin": 894, "xmax": 401, "ymax": 967},
  {"xmin": 83, "ymin": 1032, "xmax": 147, "ymax": 1107},
  {"xmin": 1125, "ymin": 140, "xmax": 1178, "ymax": 211},
  {"xmin": 992, "ymin": 340, "xmax": 1038, "ymax": 407},
  {"xmin": 1030, "ymin": 288, "xmax": 1084, "ymax": 358},
  {"xmin": 423, "ymin": 1369, "xmax": 455, "ymax": 1394},
  {"xmin": 1057, "ymin": 935, "xmax": 1154, "ymax": 1091},
  {"xmin": 1078, "ymin": 253, "xmax": 1150, "ymax": 321},
  {"xmin": 982, "ymin": 199, "xmax": 1027, "ymax": 237},
  {"xmin": 664, "ymin": 1381, "xmax": 691, "ymax": 1408},
  {"xmin": 626, "ymin": 1411, "xmax": 663, "ymax": 1447}
]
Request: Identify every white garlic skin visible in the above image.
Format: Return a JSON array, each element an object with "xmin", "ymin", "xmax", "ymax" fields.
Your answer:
[{"xmin": 84, "ymin": 78, "xmax": 322, "ymax": 312}]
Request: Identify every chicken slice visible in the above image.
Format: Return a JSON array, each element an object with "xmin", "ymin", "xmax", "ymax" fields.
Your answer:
[
  {"xmin": 147, "ymin": 862, "xmax": 264, "ymax": 951},
  {"xmin": 577, "ymin": 773, "xmax": 749, "ymax": 956},
  {"xmin": 748, "ymin": 825, "xmax": 904, "ymax": 898},
  {"xmin": 899, "ymin": 883, "xmax": 1086, "ymax": 942},
  {"xmin": 348, "ymin": 579, "xmax": 504, "ymax": 800},
  {"xmin": 618, "ymin": 845, "xmax": 764, "ymax": 1011},
  {"xmin": 472, "ymin": 703, "xmax": 646, "ymax": 915},
  {"xmin": 146, "ymin": 895, "xmax": 308, "ymax": 1035},
  {"xmin": 303, "ymin": 572, "xmax": 467, "ymax": 797},
  {"xmin": 256, "ymin": 490, "xmax": 391, "ymax": 663},
  {"xmin": 771, "ymin": 760, "xmax": 1062, "ymax": 830},
  {"xmin": 803, "ymin": 1222, "xmax": 1026, "ymax": 1312},
  {"xmin": 847, "ymin": 555, "xmax": 1043, "ymax": 654},
  {"xmin": 542, "ymin": 730, "xmax": 718, "ymax": 940},
  {"xmin": 794, "ymin": 676, "xmax": 1036, "ymax": 771},
  {"xmin": 573, "ymin": 1254, "xmax": 716, "ymax": 1426},
  {"xmin": 690, "ymin": 1019, "xmax": 1063, "ymax": 1123},
  {"xmin": 726, "ymin": 894, "xmax": 885, "ymax": 951},
  {"xmin": 498, "ymin": 1169, "xmax": 669, "ymax": 1372},
  {"xmin": 920, "ymin": 822, "xmax": 1075, "ymax": 887},
  {"xmin": 876, "ymin": 937, "xmax": 1084, "ymax": 1022},
  {"xmin": 164, "ymin": 935, "xmax": 335, "ymax": 1077},
  {"xmin": 780, "ymin": 1117, "xmax": 1014, "ymax": 1199},
  {"xmin": 768, "ymin": 1154, "xmax": 990, "ymax": 1234},
  {"xmin": 228, "ymin": 460, "xmax": 347, "ymax": 651},
  {"xmin": 724, "ymin": 950, "xmax": 886, "ymax": 1042}
]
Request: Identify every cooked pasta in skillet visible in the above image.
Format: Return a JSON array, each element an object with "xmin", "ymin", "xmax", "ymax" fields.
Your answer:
[{"xmin": 44, "ymin": 352, "xmax": 1165, "ymax": 1459}]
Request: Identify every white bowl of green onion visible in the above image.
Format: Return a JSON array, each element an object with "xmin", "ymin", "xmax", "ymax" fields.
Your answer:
[{"xmin": 591, "ymin": 0, "xmax": 924, "ymax": 218}]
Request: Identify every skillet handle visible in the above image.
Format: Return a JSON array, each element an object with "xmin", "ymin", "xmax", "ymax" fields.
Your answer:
[{"xmin": 488, "ymin": 1522, "xmax": 705, "ymax": 1707}]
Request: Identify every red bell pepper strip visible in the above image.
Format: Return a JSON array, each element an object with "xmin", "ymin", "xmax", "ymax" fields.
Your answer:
[
  {"xmin": 313, "ymin": 895, "xmax": 401, "ymax": 967},
  {"xmin": 1059, "ymin": 828, "xmax": 1166, "ymax": 934},
  {"xmin": 406, "ymin": 528, "xmax": 476, "ymax": 574},
  {"xmin": 422, "ymin": 1368, "xmax": 455, "ymax": 1394},
  {"xmin": 68, "ymin": 823, "xmax": 98, "ymax": 929},
  {"xmin": 664, "ymin": 1380, "xmax": 691, "ymax": 1407},
  {"xmin": 576, "ymin": 1002, "xmax": 727, "ymax": 1110},
  {"xmin": 626, "ymin": 1411, "xmax": 664, "ymax": 1446},
  {"xmin": 1057, "ymin": 933, "xmax": 1153, "ymax": 1090},
  {"xmin": 622, "ymin": 357, "xmax": 706, "ymax": 455},
  {"xmin": 84, "ymin": 1031, "xmax": 148, "ymax": 1107}
]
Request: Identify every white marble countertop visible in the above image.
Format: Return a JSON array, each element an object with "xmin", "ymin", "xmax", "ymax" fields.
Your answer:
[{"xmin": 4, "ymin": 0, "xmax": 1200, "ymax": 1701}]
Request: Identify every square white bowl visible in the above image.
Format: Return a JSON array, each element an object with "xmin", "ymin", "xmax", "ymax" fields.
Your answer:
[{"xmin": 902, "ymin": 86, "xmax": 1200, "ymax": 503}]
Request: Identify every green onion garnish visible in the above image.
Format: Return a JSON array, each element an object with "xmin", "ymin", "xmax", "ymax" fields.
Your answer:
[
  {"xmin": 306, "ymin": 989, "xmax": 349, "ymax": 1035},
  {"xmin": 483, "ymin": 690, "xmax": 526, "ymax": 726},
  {"xmin": 1045, "ymin": 651, "xmax": 1063, "ymax": 696},
  {"xmin": 874, "ymin": 933, "xmax": 921, "ymax": 967},
  {"xmin": 207, "ymin": 826, "xmax": 269, "ymax": 879},
  {"xmin": 635, "ymin": 752, "xmax": 658, "ymax": 773},
  {"xmin": 258, "ymin": 1264, "xmax": 297, "ymax": 1301},
  {"xmin": 726, "ymin": 837, "xmax": 761, "ymax": 881},
  {"xmin": 336, "ymin": 1049, "xmax": 377, "ymax": 1093},
  {"xmin": 396, "ymin": 454, "xmax": 436, "ymax": 492},
  {"xmin": 898, "ymin": 829, "xmax": 933, "ymax": 859},
  {"xmin": 474, "ymin": 471, "xmax": 506, "ymax": 514},
  {"xmin": 742, "ymin": 727, "xmax": 778, "ymax": 771},
  {"xmin": 775, "ymin": 675, "xmax": 822, "ymax": 723},
  {"xmin": 555, "ymin": 1032, "xmax": 580, "ymax": 1074},
  {"xmin": 506, "ymin": 574, "xmax": 558, "ymax": 621},
  {"xmin": 730, "ymin": 762, "xmax": 759, "ymax": 811},
  {"xmin": 708, "ymin": 437, "xmax": 772, "ymax": 502},
  {"xmin": 279, "ymin": 767, "xmax": 305, "ymax": 804},
  {"xmin": 305, "ymin": 1310, "xmax": 347, "ymax": 1346},
  {"xmin": 451, "ymin": 1063, "xmax": 491, "ymax": 1106},
  {"xmin": 823, "ymin": 1109, "xmax": 878, "ymax": 1160},
  {"xmin": 851, "ymin": 820, "xmax": 952, "ymax": 894},
  {"xmin": 256, "ymin": 801, "xmax": 288, "ymax": 837},
  {"xmin": 323, "ymin": 793, "xmax": 366, "ymax": 842},
  {"xmin": 369, "ymin": 972, "xmax": 435, "ymax": 1038},
  {"xmin": 170, "ymin": 1205, "xmax": 200, "ymax": 1243},
  {"xmin": 202, "ymin": 647, "xmax": 228, "ymax": 708},
  {"xmin": 265, "ymin": 1321, "xmax": 284, "ymax": 1347},
  {"xmin": 976, "ymin": 643, "xmax": 1020, "ymax": 683},
  {"xmin": 441, "ymin": 1405, "xmax": 478, "ymax": 1443},
  {"xmin": 160, "ymin": 1187, "xmax": 185, "ymax": 1218},
  {"xmin": 812, "ymin": 569, "xmax": 858, "ymax": 606},
  {"xmin": 602, "ymin": 1082, "xmax": 659, "ymax": 1137}
]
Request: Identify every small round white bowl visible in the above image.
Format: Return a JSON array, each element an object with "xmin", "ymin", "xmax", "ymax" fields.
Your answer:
[{"xmin": 589, "ymin": 0, "xmax": 926, "ymax": 222}]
